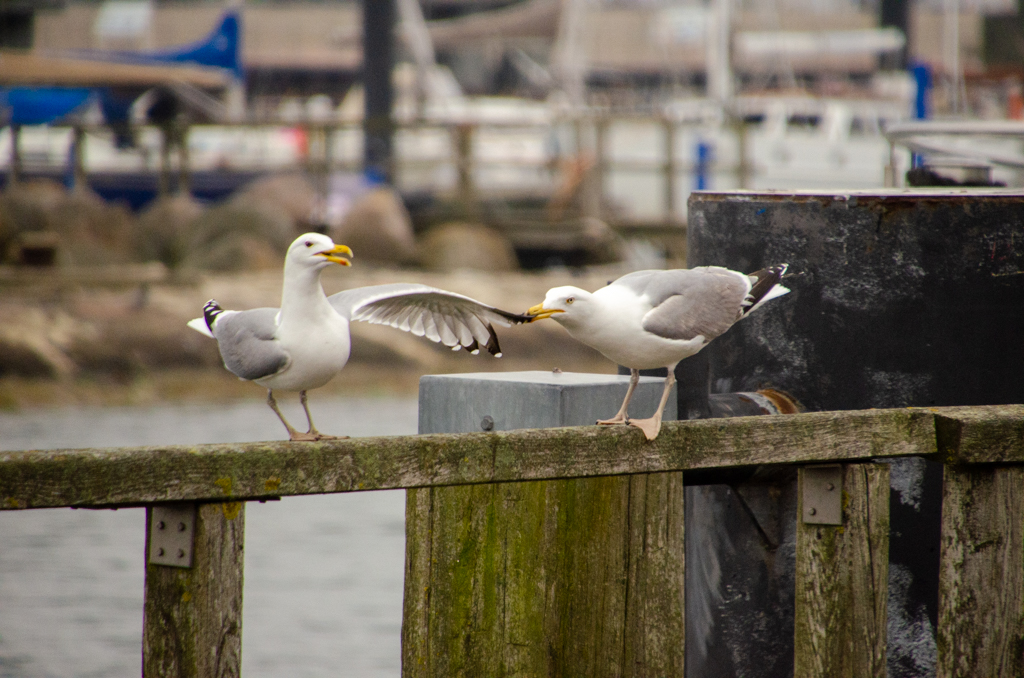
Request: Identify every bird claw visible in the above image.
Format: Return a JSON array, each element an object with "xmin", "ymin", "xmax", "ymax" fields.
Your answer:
[
  {"xmin": 596, "ymin": 416, "xmax": 628, "ymax": 426},
  {"xmin": 288, "ymin": 430, "xmax": 321, "ymax": 442},
  {"xmin": 627, "ymin": 417, "xmax": 662, "ymax": 441}
]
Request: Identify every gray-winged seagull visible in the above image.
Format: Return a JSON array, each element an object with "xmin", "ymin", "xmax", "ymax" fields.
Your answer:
[
  {"xmin": 524, "ymin": 265, "xmax": 790, "ymax": 440},
  {"xmin": 188, "ymin": 232, "xmax": 528, "ymax": 441}
]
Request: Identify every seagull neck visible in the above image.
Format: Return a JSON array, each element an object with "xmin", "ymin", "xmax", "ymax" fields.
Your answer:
[{"xmin": 279, "ymin": 265, "xmax": 332, "ymax": 323}]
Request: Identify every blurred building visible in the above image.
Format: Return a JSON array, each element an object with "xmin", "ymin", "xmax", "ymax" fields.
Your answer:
[{"xmin": 15, "ymin": 0, "xmax": 1024, "ymax": 115}]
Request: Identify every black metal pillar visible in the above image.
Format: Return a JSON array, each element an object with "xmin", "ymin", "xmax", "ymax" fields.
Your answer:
[
  {"xmin": 362, "ymin": 0, "xmax": 395, "ymax": 183},
  {"xmin": 684, "ymin": 188, "xmax": 1024, "ymax": 678},
  {"xmin": 880, "ymin": 0, "xmax": 910, "ymax": 70}
]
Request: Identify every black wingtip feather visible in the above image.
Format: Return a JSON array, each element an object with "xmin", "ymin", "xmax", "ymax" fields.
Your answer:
[
  {"xmin": 493, "ymin": 308, "xmax": 533, "ymax": 325},
  {"xmin": 203, "ymin": 299, "xmax": 224, "ymax": 331},
  {"xmin": 485, "ymin": 325, "xmax": 501, "ymax": 356},
  {"xmin": 742, "ymin": 264, "xmax": 788, "ymax": 315}
]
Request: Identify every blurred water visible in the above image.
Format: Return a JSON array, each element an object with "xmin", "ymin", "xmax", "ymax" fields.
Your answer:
[{"xmin": 0, "ymin": 397, "xmax": 417, "ymax": 678}]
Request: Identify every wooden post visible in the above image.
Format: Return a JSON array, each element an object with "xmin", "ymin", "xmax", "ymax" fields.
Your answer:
[
  {"xmin": 158, "ymin": 126, "xmax": 171, "ymax": 197},
  {"xmin": 177, "ymin": 124, "xmax": 190, "ymax": 196},
  {"xmin": 403, "ymin": 473, "xmax": 684, "ymax": 677},
  {"xmin": 72, "ymin": 126, "xmax": 87, "ymax": 190},
  {"xmin": 454, "ymin": 123, "xmax": 476, "ymax": 219},
  {"xmin": 143, "ymin": 502, "xmax": 245, "ymax": 678},
  {"xmin": 9, "ymin": 124, "xmax": 22, "ymax": 185},
  {"xmin": 663, "ymin": 118, "xmax": 677, "ymax": 222},
  {"xmin": 937, "ymin": 464, "xmax": 1024, "ymax": 678},
  {"xmin": 794, "ymin": 463, "xmax": 890, "ymax": 678}
]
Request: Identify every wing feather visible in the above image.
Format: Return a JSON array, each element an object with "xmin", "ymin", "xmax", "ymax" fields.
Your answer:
[
  {"xmin": 328, "ymin": 283, "xmax": 528, "ymax": 354},
  {"xmin": 210, "ymin": 308, "xmax": 289, "ymax": 381}
]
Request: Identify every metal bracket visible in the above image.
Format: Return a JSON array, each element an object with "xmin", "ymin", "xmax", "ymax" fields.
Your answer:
[
  {"xmin": 801, "ymin": 465, "xmax": 843, "ymax": 525},
  {"xmin": 149, "ymin": 503, "xmax": 196, "ymax": 568}
]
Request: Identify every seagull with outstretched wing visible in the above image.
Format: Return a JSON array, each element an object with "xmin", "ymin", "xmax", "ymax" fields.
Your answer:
[{"xmin": 188, "ymin": 232, "xmax": 528, "ymax": 440}]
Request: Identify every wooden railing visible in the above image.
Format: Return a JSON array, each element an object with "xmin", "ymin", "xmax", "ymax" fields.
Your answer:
[{"xmin": 2, "ymin": 405, "xmax": 1022, "ymax": 677}]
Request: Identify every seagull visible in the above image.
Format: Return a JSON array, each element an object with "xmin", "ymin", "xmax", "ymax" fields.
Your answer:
[
  {"xmin": 524, "ymin": 265, "xmax": 790, "ymax": 440},
  {"xmin": 188, "ymin": 232, "xmax": 528, "ymax": 441}
]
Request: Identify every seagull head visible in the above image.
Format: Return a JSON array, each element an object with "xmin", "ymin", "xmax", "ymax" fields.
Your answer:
[
  {"xmin": 287, "ymin": 233, "xmax": 353, "ymax": 270},
  {"xmin": 525, "ymin": 286, "xmax": 590, "ymax": 324}
]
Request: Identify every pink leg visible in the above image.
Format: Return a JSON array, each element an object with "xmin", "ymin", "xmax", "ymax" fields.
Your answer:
[
  {"xmin": 627, "ymin": 369, "xmax": 676, "ymax": 441},
  {"xmin": 598, "ymin": 369, "xmax": 640, "ymax": 426},
  {"xmin": 267, "ymin": 390, "xmax": 318, "ymax": 442}
]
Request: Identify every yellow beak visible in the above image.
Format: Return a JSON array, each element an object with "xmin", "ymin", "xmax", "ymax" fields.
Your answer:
[
  {"xmin": 525, "ymin": 302, "xmax": 564, "ymax": 322},
  {"xmin": 319, "ymin": 244, "xmax": 353, "ymax": 266}
]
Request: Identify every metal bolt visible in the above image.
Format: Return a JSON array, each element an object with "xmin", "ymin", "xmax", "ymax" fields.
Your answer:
[
  {"xmin": 809, "ymin": 507, "xmax": 817, "ymax": 516},
  {"xmin": 481, "ymin": 415, "xmax": 494, "ymax": 431},
  {"xmin": 826, "ymin": 483, "xmax": 835, "ymax": 491},
  {"xmin": 178, "ymin": 522, "xmax": 187, "ymax": 532},
  {"xmin": 178, "ymin": 549, "xmax": 185, "ymax": 558},
  {"xmin": 157, "ymin": 521, "xmax": 165, "ymax": 530},
  {"xmin": 157, "ymin": 547, "xmax": 165, "ymax": 556}
]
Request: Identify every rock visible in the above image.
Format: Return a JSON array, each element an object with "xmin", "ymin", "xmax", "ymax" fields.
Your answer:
[
  {"xmin": 0, "ymin": 180, "xmax": 65, "ymax": 263},
  {"xmin": 50, "ymin": 187, "xmax": 138, "ymax": 266},
  {"xmin": 233, "ymin": 173, "xmax": 321, "ymax": 233},
  {"xmin": 0, "ymin": 182, "xmax": 139, "ymax": 266},
  {"xmin": 182, "ymin": 200, "xmax": 295, "ymax": 271},
  {"xmin": 417, "ymin": 221, "xmax": 518, "ymax": 272},
  {"xmin": 330, "ymin": 187, "xmax": 417, "ymax": 265},
  {"xmin": 137, "ymin": 194, "xmax": 205, "ymax": 268}
]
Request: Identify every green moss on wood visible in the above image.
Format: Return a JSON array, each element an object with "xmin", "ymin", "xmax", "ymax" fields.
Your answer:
[{"xmin": 0, "ymin": 407, "xmax": 987, "ymax": 510}]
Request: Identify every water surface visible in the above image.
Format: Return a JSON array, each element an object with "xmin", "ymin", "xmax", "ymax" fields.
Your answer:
[{"xmin": 0, "ymin": 397, "xmax": 416, "ymax": 678}]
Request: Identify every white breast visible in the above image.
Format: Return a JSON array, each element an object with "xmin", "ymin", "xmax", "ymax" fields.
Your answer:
[
  {"xmin": 561, "ymin": 284, "xmax": 708, "ymax": 370},
  {"xmin": 257, "ymin": 309, "xmax": 351, "ymax": 392}
]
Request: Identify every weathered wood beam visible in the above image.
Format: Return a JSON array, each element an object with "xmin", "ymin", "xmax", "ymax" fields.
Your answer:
[
  {"xmin": 937, "ymin": 464, "xmax": 1024, "ymax": 678},
  {"xmin": 0, "ymin": 408, "xmax": 943, "ymax": 510},
  {"xmin": 402, "ymin": 472, "xmax": 685, "ymax": 677},
  {"xmin": 143, "ymin": 502, "xmax": 245, "ymax": 678},
  {"xmin": 794, "ymin": 463, "xmax": 890, "ymax": 678},
  {"xmin": 935, "ymin": 405, "xmax": 1024, "ymax": 463}
]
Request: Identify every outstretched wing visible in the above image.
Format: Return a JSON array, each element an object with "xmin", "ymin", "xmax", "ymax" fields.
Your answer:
[{"xmin": 328, "ymin": 283, "xmax": 529, "ymax": 356}]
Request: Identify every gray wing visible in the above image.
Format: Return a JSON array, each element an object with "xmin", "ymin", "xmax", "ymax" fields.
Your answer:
[
  {"xmin": 622, "ymin": 268, "xmax": 750, "ymax": 342},
  {"xmin": 329, "ymin": 283, "xmax": 529, "ymax": 356},
  {"xmin": 211, "ymin": 307, "xmax": 289, "ymax": 381}
]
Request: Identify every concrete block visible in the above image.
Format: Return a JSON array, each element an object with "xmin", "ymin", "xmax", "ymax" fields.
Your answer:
[{"xmin": 419, "ymin": 370, "xmax": 677, "ymax": 434}]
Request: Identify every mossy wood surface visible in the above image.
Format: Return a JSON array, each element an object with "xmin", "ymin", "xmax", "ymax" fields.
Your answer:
[
  {"xmin": 1, "ymin": 407, "xmax": 941, "ymax": 510},
  {"xmin": 938, "ymin": 465, "xmax": 1024, "ymax": 678},
  {"xmin": 143, "ymin": 502, "xmax": 245, "ymax": 678},
  {"xmin": 402, "ymin": 472, "xmax": 685, "ymax": 678},
  {"xmin": 935, "ymin": 405, "xmax": 1024, "ymax": 463},
  {"xmin": 794, "ymin": 464, "xmax": 890, "ymax": 678}
]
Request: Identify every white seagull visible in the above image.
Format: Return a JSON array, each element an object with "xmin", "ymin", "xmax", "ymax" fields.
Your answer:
[
  {"xmin": 188, "ymin": 232, "xmax": 528, "ymax": 441},
  {"xmin": 524, "ymin": 265, "xmax": 790, "ymax": 440}
]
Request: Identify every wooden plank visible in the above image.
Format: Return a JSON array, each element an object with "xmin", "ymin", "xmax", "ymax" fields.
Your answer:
[
  {"xmin": 623, "ymin": 472, "xmax": 686, "ymax": 677},
  {"xmin": 937, "ymin": 464, "xmax": 1024, "ymax": 678},
  {"xmin": 142, "ymin": 501, "xmax": 245, "ymax": 678},
  {"xmin": 935, "ymin": 405, "xmax": 1024, "ymax": 463},
  {"xmin": 0, "ymin": 408, "xmax": 938, "ymax": 510},
  {"xmin": 401, "ymin": 488, "xmax": 432, "ymax": 678},
  {"xmin": 401, "ymin": 473, "xmax": 685, "ymax": 677},
  {"xmin": 794, "ymin": 463, "xmax": 890, "ymax": 678}
]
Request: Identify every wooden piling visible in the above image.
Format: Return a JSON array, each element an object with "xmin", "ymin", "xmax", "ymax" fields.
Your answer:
[
  {"xmin": 794, "ymin": 463, "xmax": 890, "ymax": 678},
  {"xmin": 402, "ymin": 473, "xmax": 684, "ymax": 677},
  {"xmin": 142, "ymin": 502, "xmax": 245, "ymax": 678}
]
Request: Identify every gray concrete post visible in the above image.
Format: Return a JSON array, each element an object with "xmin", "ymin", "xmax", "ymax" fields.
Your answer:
[{"xmin": 419, "ymin": 369, "xmax": 676, "ymax": 434}]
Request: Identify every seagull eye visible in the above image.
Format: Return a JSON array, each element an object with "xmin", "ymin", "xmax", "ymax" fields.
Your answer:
[
  {"xmin": 305, "ymin": 241, "xmax": 313, "ymax": 248},
  {"xmin": 566, "ymin": 297, "xmax": 574, "ymax": 305}
]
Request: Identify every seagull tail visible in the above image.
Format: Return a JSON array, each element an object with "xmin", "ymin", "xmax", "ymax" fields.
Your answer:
[
  {"xmin": 742, "ymin": 264, "xmax": 790, "ymax": 316},
  {"xmin": 187, "ymin": 317, "xmax": 215, "ymax": 337}
]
